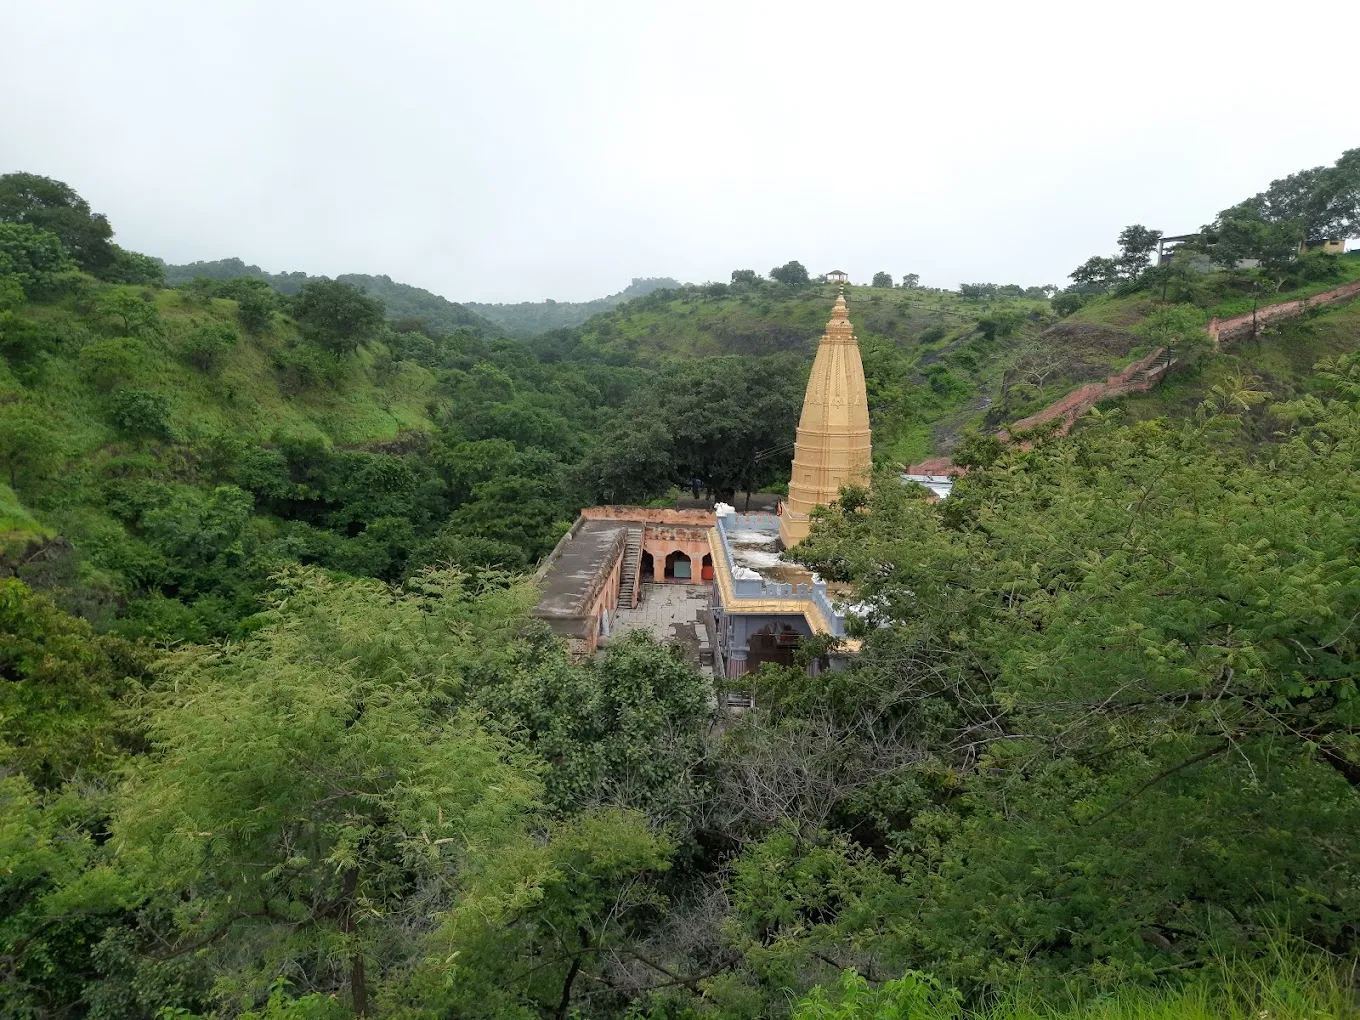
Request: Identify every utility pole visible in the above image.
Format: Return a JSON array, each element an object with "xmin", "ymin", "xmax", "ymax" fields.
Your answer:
[{"xmin": 1251, "ymin": 282, "xmax": 1259, "ymax": 342}]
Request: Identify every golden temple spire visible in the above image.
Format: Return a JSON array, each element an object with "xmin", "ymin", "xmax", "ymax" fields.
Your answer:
[{"xmin": 779, "ymin": 287, "xmax": 872, "ymax": 548}]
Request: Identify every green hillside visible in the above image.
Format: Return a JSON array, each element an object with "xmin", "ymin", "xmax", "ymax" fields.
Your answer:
[
  {"xmin": 464, "ymin": 276, "xmax": 681, "ymax": 335},
  {"xmin": 161, "ymin": 257, "xmax": 500, "ymax": 334},
  {"xmin": 1, "ymin": 178, "xmax": 666, "ymax": 640},
  {"xmin": 6, "ymin": 150, "xmax": 1360, "ymax": 1020},
  {"xmin": 535, "ymin": 279, "xmax": 1157, "ymax": 466}
]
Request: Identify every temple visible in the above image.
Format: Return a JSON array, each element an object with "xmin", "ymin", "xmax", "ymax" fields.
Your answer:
[
  {"xmin": 532, "ymin": 291, "xmax": 870, "ymax": 692},
  {"xmin": 778, "ymin": 287, "xmax": 872, "ymax": 547}
]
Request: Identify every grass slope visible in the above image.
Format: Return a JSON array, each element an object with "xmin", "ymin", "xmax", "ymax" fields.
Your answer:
[
  {"xmin": 0, "ymin": 286, "xmax": 441, "ymax": 565},
  {"xmin": 7, "ymin": 290, "xmax": 437, "ymax": 448},
  {"xmin": 0, "ymin": 483, "xmax": 50, "ymax": 549},
  {"xmin": 1117, "ymin": 294, "xmax": 1360, "ymax": 427}
]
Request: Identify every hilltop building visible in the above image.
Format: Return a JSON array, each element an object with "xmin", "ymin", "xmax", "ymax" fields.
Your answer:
[
  {"xmin": 1158, "ymin": 233, "xmax": 1347, "ymax": 267},
  {"xmin": 530, "ymin": 505, "xmax": 857, "ymax": 686},
  {"xmin": 778, "ymin": 288, "xmax": 872, "ymax": 547},
  {"xmin": 532, "ymin": 291, "xmax": 869, "ymax": 690},
  {"xmin": 824, "ymin": 269, "xmax": 849, "ymax": 283}
]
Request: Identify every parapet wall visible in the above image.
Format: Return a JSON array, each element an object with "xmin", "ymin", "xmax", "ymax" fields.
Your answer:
[
  {"xmin": 582, "ymin": 506, "xmax": 716, "ymax": 526},
  {"xmin": 1209, "ymin": 278, "xmax": 1360, "ymax": 344},
  {"xmin": 1003, "ymin": 347, "xmax": 1168, "ymax": 439}
]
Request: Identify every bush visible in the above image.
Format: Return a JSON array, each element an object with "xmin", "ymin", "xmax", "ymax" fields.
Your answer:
[
  {"xmin": 94, "ymin": 289, "xmax": 161, "ymax": 337},
  {"xmin": 1051, "ymin": 291, "xmax": 1088, "ymax": 317},
  {"xmin": 237, "ymin": 289, "xmax": 275, "ymax": 334},
  {"xmin": 79, "ymin": 336, "xmax": 146, "ymax": 391},
  {"xmin": 183, "ymin": 321, "xmax": 238, "ymax": 373},
  {"xmin": 0, "ymin": 222, "xmax": 75, "ymax": 296},
  {"xmin": 272, "ymin": 341, "xmax": 335, "ymax": 394},
  {"xmin": 1294, "ymin": 250, "xmax": 1342, "ymax": 284},
  {"xmin": 0, "ymin": 307, "xmax": 59, "ymax": 377},
  {"xmin": 110, "ymin": 388, "xmax": 172, "ymax": 439},
  {"xmin": 976, "ymin": 311, "xmax": 1024, "ymax": 340}
]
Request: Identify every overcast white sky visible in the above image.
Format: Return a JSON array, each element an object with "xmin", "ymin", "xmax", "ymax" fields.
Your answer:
[{"xmin": 2, "ymin": 0, "xmax": 1356, "ymax": 303}]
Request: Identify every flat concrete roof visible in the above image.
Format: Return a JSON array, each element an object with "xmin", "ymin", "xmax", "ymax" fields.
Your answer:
[{"xmin": 533, "ymin": 520, "xmax": 627, "ymax": 623}]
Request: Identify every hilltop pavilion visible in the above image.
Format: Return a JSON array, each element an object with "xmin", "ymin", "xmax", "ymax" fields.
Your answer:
[{"xmin": 778, "ymin": 287, "xmax": 872, "ymax": 547}]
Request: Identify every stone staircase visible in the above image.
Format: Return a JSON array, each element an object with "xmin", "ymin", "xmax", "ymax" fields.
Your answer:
[{"xmin": 618, "ymin": 527, "xmax": 643, "ymax": 609}]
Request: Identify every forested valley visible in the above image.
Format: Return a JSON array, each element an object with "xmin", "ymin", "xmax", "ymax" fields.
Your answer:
[{"xmin": 4, "ymin": 150, "xmax": 1360, "ymax": 1020}]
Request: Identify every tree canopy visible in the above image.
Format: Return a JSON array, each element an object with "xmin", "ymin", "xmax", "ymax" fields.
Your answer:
[{"xmin": 0, "ymin": 172, "xmax": 116, "ymax": 275}]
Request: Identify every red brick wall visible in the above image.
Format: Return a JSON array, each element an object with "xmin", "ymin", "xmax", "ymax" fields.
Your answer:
[
  {"xmin": 1003, "ymin": 347, "xmax": 1167, "ymax": 438},
  {"xmin": 1209, "ymin": 278, "xmax": 1360, "ymax": 343}
]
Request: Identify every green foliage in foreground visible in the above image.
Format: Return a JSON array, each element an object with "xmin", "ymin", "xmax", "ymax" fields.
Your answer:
[
  {"xmin": 793, "ymin": 948, "xmax": 1358, "ymax": 1020},
  {"xmin": 0, "ymin": 567, "xmax": 713, "ymax": 1019}
]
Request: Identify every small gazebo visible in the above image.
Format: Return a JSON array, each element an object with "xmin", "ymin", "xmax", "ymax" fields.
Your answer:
[{"xmin": 824, "ymin": 269, "xmax": 849, "ymax": 284}]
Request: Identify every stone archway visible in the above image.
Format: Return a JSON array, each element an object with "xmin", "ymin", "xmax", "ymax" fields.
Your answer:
[
  {"xmin": 640, "ymin": 550, "xmax": 654, "ymax": 581},
  {"xmin": 746, "ymin": 622, "xmax": 800, "ymax": 670},
  {"xmin": 664, "ymin": 550, "xmax": 692, "ymax": 581},
  {"xmin": 701, "ymin": 552, "xmax": 714, "ymax": 581}
]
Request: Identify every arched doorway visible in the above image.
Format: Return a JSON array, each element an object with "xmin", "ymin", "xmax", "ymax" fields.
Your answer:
[
  {"xmin": 640, "ymin": 550, "xmax": 654, "ymax": 582},
  {"xmin": 700, "ymin": 552, "xmax": 714, "ymax": 581},
  {"xmin": 746, "ymin": 622, "xmax": 800, "ymax": 670},
  {"xmin": 664, "ymin": 550, "xmax": 691, "ymax": 581}
]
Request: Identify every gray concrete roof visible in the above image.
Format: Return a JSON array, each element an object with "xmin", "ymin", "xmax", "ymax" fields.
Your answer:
[{"xmin": 533, "ymin": 520, "xmax": 627, "ymax": 623}]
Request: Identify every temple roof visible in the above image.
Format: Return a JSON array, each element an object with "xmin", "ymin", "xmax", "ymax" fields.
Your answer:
[{"xmin": 780, "ymin": 290, "xmax": 872, "ymax": 546}]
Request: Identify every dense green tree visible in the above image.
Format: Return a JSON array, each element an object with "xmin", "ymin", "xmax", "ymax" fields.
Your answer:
[
  {"xmin": 114, "ymin": 567, "xmax": 541, "ymax": 1015},
  {"xmin": 0, "ymin": 401, "xmax": 62, "ymax": 489},
  {"xmin": 182, "ymin": 320, "xmax": 238, "ymax": 372},
  {"xmin": 1248, "ymin": 147, "xmax": 1360, "ymax": 245},
  {"xmin": 477, "ymin": 631, "xmax": 715, "ymax": 819},
  {"xmin": 871, "ymin": 271, "xmax": 894, "ymax": 288},
  {"xmin": 1133, "ymin": 303, "xmax": 1210, "ymax": 359},
  {"xmin": 0, "ymin": 172, "xmax": 114, "ymax": 274},
  {"xmin": 901, "ymin": 273, "xmax": 920, "ymax": 289},
  {"xmin": 1068, "ymin": 255, "xmax": 1120, "ymax": 290},
  {"xmin": 237, "ymin": 287, "xmax": 276, "ymax": 333},
  {"xmin": 79, "ymin": 336, "xmax": 146, "ymax": 391},
  {"xmin": 570, "ymin": 420, "xmax": 675, "ymax": 505},
  {"xmin": 1203, "ymin": 203, "xmax": 1304, "ymax": 283},
  {"xmin": 1116, "ymin": 223, "xmax": 1162, "ymax": 280},
  {"xmin": 731, "ymin": 269, "xmax": 759, "ymax": 285},
  {"xmin": 445, "ymin": 473, "xmax": 567, "ymax": 560},
  {"xmin": 102, "ymin": 245, "xmax": 165, "ymax": 286},
  {"xmin": 0, "ymin": 579, "xmax": 146, "ymax": 784},
  {"xmin": 0, "ymin": 222, "xmax": 75, "ymax": 295},
  {"xmin": 770, "ymin": 260, "xmax": 811, "ymax": 286},
  {"xmin": 290, "ymin": 279, "xmax": 385, "ymax": 354},
  {"xmin": 414, "ymin": 808, "xmax": 673, "ymax": 1020}
]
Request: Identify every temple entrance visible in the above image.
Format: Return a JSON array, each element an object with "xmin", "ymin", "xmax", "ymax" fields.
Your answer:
[
  {"xmin": 664, "ymin": 550, "xmax": 691, "ymax": 581},
  {"xmin": 746, "ymin": 622, "xmax": 801, "ymax": 670},
  {"xmin": 640, "ymin": 551, "xmax": 654, "ymax": 582},
  {"xmin": 701, "ymin": 552, "xmax": 714, "ymax": 581}
]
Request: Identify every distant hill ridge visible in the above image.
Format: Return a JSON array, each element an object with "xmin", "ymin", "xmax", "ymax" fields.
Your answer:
[
  {"xmin": 464, "ymin": 277, "xmax": 683, "ymax": 336},
  {"xmin": 160, "ymin": 259, "xmax": 683, "ymax": 338},
  {"xmin": 159, "ymin": 257, "xmax": 499, "ymax": 335}
]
